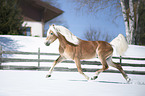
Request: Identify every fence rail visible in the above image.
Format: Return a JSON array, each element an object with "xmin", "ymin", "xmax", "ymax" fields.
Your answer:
[
  {"xmin": 2, "ymin": 51, "xmax": 59, "ymax": 55},
  {"xmin": 0, "ymin": 46, "xmax": 145, "ymax": 75},
  {"xmin": 1, "ymin": 57, "xmax": 145, "ymax": 67}
]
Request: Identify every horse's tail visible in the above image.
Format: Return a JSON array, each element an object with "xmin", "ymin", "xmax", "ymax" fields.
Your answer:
[{"xmin": 110, "ymin": 34, "xmax": 128, "ymax": 56}]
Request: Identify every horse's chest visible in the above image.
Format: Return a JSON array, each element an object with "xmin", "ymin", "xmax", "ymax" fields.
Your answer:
[
  {"xmin": 59, "ymin": 46, "xmax": 75, "ymax": 60},
  {"xmin": 63, "ymin": 52, "xmax": 74, "ymax": 59}
]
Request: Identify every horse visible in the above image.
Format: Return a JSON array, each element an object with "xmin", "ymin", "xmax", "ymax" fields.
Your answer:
[{"xmin": 44, "ymin": 24, "xmax": 131, "ymax": 82}]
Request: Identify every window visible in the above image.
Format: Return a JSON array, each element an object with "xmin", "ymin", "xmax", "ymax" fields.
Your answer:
[{"xmin": 23, "ymin": 27, "xmax": 31, "ymax": 36}]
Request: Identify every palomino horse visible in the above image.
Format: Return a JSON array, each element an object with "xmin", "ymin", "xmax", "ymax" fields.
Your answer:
[{"xmin": 44, "ymin": 24, "xmax": 131, "ymax": 82}]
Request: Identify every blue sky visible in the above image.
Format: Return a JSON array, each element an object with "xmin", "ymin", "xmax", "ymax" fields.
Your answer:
[{"xmin": 45, "ymin": 0, "xmax": 126, "ymax": 41}]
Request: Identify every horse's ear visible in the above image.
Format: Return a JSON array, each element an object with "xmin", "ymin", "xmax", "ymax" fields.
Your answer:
[{"xmin": 52, "ymin": 24, "xmax": 55, "ymax": 29}]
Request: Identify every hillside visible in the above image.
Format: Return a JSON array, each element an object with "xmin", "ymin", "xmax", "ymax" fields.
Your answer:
[
  {"xmin": 0, "ymin": 35, "xmax": 145, "ymax": 71},
  {"xmin": 0, "ymin": 35, "xmax": 145, "ymax": 57},
  {"xmin": 0, "ymin": 35, "xmax": 59, "ymax": 53}
]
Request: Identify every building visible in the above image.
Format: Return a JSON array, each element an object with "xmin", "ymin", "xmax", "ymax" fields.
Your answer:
[{"xmin": 18, "ymin": 0, "xmax": 63, "ymax": 37}]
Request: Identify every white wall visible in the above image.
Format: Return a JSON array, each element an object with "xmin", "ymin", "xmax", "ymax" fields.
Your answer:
[{"xmin": 22, "ymin": 21, "xmax": 43, "ymax": 37}]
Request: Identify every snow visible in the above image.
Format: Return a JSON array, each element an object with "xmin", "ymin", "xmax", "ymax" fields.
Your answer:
[
  {"xmin": 0, "ymin": 35, "xmax": 59, "ymax": 53},
  {"xmin": 0, "ymin": 70, "xmax": 145, "ymax": 96},
  {"xmin": 124, "ymin": 45, "xmax": 145, "ymax": 58},
  {"xmin": 0, "ymin": 35, "xmax": 145, "ymax": 96}
]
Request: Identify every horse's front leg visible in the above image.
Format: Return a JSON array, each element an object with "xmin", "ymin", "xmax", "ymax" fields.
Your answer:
[
  {"xmin": 46, "ymin": 55, "xmax": 64, "ymax": 78},
  {"xmin": 74, "ymin": 57, "xmax": 89, "ymax": 80}
]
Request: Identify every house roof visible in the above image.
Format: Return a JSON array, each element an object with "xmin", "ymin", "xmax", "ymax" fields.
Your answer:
[{"xmin": 18, "ymin": 0, "xmax": 63, "ymax": 23}]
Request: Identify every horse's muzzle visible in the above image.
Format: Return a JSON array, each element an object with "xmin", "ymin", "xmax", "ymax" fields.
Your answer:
[{"xmin": 44, "ymin": 41, "xmax": 50, "ymax": 46}]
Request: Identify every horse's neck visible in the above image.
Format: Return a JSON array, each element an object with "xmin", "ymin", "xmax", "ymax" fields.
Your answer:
[
  {"xmin": 58, "ymin": 33, "xmax": 68, "ymax": 48},
  {"xmin": 57, "ymin": 33, "xmax": 80, "ymax": 49}
]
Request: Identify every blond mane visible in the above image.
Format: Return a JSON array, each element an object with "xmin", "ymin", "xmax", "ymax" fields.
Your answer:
[{"xmin": 50, "ymin": 25, "xmax": 79, "ymax": 45}]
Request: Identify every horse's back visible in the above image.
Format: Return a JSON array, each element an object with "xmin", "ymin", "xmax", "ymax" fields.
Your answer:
[{"xmin": 78, "ymin": 40, "xmax": 98, "ymax": 59}]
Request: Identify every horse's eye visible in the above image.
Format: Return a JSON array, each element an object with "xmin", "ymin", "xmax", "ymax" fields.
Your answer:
[{"xmin": 50, "ymin": 33, "xmax": 53, "ymax": 35}]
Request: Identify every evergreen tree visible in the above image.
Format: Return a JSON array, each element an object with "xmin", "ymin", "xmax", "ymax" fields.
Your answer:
[{"xmin": 0, "ymin": 0, "xmax": 23, "ymax": 35}]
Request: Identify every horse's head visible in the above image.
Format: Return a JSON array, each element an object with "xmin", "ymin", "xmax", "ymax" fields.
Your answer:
[
  {"xmin": 45, "ymin": 24, "xmax": 79, "ymax": 46},
  {"xmin": 44, "ymin": 24, "xmax": 58, "ymax": 46}
]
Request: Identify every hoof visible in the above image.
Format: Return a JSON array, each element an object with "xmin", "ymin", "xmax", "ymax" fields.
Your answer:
[
  {"xmin": 126, "ymin": 77, "xmax": 131, "ymax": 83},
  {"xmin": 46, "ymin": 75, "xmax": 51, "ymax": 78},
  {"xmin": 91, "ymin": 75, "xmax": 98, "ymax": 80}
]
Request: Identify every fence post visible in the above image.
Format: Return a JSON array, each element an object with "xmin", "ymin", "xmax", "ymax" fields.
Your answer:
[
  {"xmin": 38, "ymin": 47, "xmax": 40, "ymax": 69},
  {"xmin": 0, "ymin": 46, "xmax": 2, "ymax": 66},
  {"xmin": 120, "ymin": 56, "xmax": 122, "ymax": 64}
]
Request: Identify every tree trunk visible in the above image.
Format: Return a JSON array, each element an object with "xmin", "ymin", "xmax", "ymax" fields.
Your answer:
[
  {"xmin": 135, "ymin": 0, "xmax": 140, "ymax": 45},
  {"xmin": 120, "ymin": 0, "xmax": 130, "ymax": 43},
  {"xmin": 129, "ymin": 0, "xmax": 135, "ymax": 44}
]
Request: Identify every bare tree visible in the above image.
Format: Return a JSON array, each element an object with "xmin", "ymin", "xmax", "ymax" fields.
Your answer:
[
  {"xmin": 84, "ymin": 27, "xmax": 112, "ymax": 42},
  {"xmin": 72, "ymin": 0, "xmax": 122, "ymax": 20},
  {"xmin": 120, "ymin": 0, "xmax": 141, "ymax": 44},
  {"xmin": 71, "ymin": 0, "xmax": 143, "ymax": 44}
]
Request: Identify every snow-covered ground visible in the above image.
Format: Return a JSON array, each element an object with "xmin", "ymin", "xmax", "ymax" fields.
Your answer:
[
  {"xmin": 0, "ymin": 35, "xmax": 59, "ymax": 53},
  {"xmin": 0, "ymin": 35, "xmax": 145, "ymax": 55},
  {"xmin": 0, "ymin": 70, "xmax": 145, "ymax": 96},
  {"xmin": 0, "ymin": 35, "xmax": 145, "ymax": 96}
]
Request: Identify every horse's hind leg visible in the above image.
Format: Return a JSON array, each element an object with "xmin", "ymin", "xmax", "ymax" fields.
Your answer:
[
  {"xmin": 106, "ymin": 57, "xmax": 131, "ymax": 82},
  {"xmin": 91, "ymin": 55, "xmax": 109, "ymax": 80}
]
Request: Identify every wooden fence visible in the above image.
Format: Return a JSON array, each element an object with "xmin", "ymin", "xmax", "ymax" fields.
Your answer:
[{"xmin": 0, "ymin": 46, "xmax": 145, "ymax": 75}]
